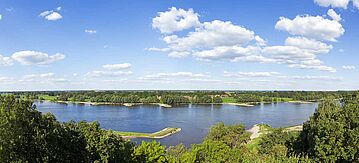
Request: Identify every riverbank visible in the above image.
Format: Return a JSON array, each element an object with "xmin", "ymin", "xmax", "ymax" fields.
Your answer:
[
  {"xmin": 113, "ymin": 127, "xmax": 181, "ymax": 139},
  {"xmin": 225, "ymin": 103, "xmax": 255, "ymax": 107},
  {"xmin": 246, "ymin": 124, "xmax": 303, "ymax": 152}
]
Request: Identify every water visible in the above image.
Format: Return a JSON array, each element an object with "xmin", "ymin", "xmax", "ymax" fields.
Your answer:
[{"xmin": 35, "ymin": 101, "xmax": 317, "ymax": 147}]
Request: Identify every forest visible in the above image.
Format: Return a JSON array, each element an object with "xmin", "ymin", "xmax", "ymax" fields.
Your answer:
[
  {"xmin": 6, "ymin": 90, "xmax": 356, "ymax": 105},
  {"xmin": 0, "ymin": 92, "xmax": 358, "ymax": 162}
]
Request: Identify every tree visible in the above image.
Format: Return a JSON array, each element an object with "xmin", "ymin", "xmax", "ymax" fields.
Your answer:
[
  {"xmin": 0, "ymin": 95, "xmax": 88, "ymax": 162},
  {"xmin": 133, "ymin": 141, "xmax": 167, "ymax": 163},
  {"xmin": 205, "ymin": 122, "xmax": 250, "ymax": 148},
  {"xmin": 296, "ymin": 97, "xmax": 359, "ymax": 162}
]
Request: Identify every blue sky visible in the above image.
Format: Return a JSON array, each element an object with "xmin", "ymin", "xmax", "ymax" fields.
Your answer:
[{"xmin": 0, "ymin": 0, "xmax": 358, "ymax": 91}]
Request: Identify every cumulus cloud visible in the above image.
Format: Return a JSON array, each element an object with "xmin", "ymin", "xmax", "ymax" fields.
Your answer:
[
  {"xmin": 85, "ymin": 29, "xmax": 97, "ymax": 34},
  {"xmin": 39, "ymin": 9, "xmax": 63, "ymax": 21},
  {"xmin": 102, "ymin": 63, "xmax": 131, "ymax": 70},
  {"xmin": 0, "ymin": 55, "xmax": 13, "ymax": 66},
  {"xmin": 0, "ymin": 14, "xmax": 2, "ymax": 20},
  {"xmin": 192, "ymin": 46, "xmax": 260, "ymax": 60},
  {"xmin": 314, "ymin": 0, "xmax": 350, "ymax": 8},
  {"xmin": 284, "ymin": 37, "xmax": 333, "ymax": 54},
  {"xmin": 152, "ymin": 7, "xmax": 200, "ymax": 34},
  {"xmin": 11, "ymin": 51, "xmax": 65, "ymax": 65},
  {"xmin": 150, "ymin": 8, "xmax": 339, "ymax": 73},
  {"xmin": 262, "ymin": 45, "xmax": 336, "ymax": 72},
  {"xmin": 275, "ymin": 14, "xmax": 344, "ymax": 41},
  {"xmin": 342, "ymin": 65, "xmax": 356, "ymax": 70},
  {"xmin": 327, "ymin": 9, "xmax": 342, "ymax": 22}
]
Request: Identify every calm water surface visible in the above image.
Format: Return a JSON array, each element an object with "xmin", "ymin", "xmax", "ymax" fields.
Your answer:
[{"xmin": 35, "ymin": 101, "xmax": 317, "ymax": 146}]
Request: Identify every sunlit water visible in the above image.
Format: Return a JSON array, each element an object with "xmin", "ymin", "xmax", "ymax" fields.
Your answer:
[{"xmin": 35, "ymin": 101, "xmax": 317, "ymax": 146}]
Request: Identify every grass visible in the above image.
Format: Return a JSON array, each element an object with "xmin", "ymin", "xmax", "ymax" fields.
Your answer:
[
  {"xmin": 222, "ymin": 97, "xmax": 237, "ymax": 103},
  {"xmin": 113, "ymin": 127, "xmax": 181, "ymax": 138},
  {"xmin": 38, "ymin": 95, "xmax": 57, "ymax": 101}
]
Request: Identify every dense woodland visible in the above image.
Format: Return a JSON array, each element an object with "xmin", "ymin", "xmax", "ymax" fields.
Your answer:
[
  {"xmin": 0, "ymin": 92, "xmax": 358, "ymax": 162},
  {"xmin": 5, "ymin": 90, "xmax": 357, "ymax": 105}
]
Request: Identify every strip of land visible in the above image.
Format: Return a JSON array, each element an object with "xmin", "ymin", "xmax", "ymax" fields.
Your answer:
[{"xmin": 113, "ymin": 127, "xmax": 181, "ymax": 139}]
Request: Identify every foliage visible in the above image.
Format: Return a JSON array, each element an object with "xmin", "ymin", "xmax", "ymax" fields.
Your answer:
[
  {"xmin": 0, "ymin": 95, "xmax": 135, "ymax": 163},
  {"xmin": 0, "ymin": 95, "xmax": 88, "ymax": 162},
  {"xmin": 133, "ymin": 141, "xmax": 167, "ymax": 163},
  {"xmin": 295, "ymin": 97, "xmax": 359, "ymax": 162},
  {"xmin": 205, "ymin": 122, "xmax": 250, "ymax": 148}
]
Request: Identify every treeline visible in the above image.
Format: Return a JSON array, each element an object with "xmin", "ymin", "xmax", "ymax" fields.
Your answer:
[
  {"xmin": 5, "ymin": 90, "xmax": 357, "ymax": 105},
  {"xmin": 1, "ymin": 93, "xmax": 359, "ymax": 162},
  {"xmin": 232, "ymin": 91, "xmax": 353, "ymax": 103}
]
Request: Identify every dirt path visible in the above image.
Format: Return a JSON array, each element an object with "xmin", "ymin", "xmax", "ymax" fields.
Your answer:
[{"xmin": 247, "ymin": 125, "xmax": 262, "ymax": 139}]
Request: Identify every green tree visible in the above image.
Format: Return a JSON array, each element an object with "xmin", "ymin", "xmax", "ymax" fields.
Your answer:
[
  {"xmin": 133, "ymin": 141, "xmax": 167, "ymax": 163},
  {"xmin": 296, "ymin": 97, "xmax": 359, "ymax": 162},
  {"xmin": 205, "ymin": 122, "xmax": 250, "ymax": 148}
]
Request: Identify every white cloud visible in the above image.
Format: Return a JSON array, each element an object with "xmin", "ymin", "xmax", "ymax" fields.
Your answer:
[
  {"xmin": 262, "ymin": 45, "xmax": 336, "ymax": 72},
  {"xmin": 314, "ymin": 0, "xmax": 350, "ymax": 8},
  {"xmin": 0, "ymin": 14, "xmax": 2, "ymax": 20},
  {"xmin": 150, "ymin": 8, "xmax": 338, "ymax": 73},
  {"xmin": 327, "ymin": 9, "xmax": 341, "ymax": 22},
  {"xmin": 224, "ymin": 71, "xmax": 279, "ymax": 78},
  {"xmin": 0, "ymin": 55, "xmax": 13, "ymax": 66},
  {"xmin": 192, "ymin": 46, "xmax": 260, "ymax": 60},
  {"xmin": 40, "ymin": 73, "xmax": 55, "ymax": 77},
  {"xmin": 275, "ymin": 14, "xmax": 344, "ymax": 41},
  {"xmin": 165, "ymin": 20, "xmax": 255, "ymax": 53},
  {"xmin": 354, "ymin": 0, "xmax": 359, "ymax": 8},
  {"xmin": 342, "ymin": 65, "xmax": 356, "ymax": 70},
  {"xmin": 152, "ymin": 7, "xmax": 200, "ymax": 34},
  {"xmin": 85, "ymin": 71, "xmax": 133, "ymax": 77},
  {"xmin": 85, "ymin": 29, "xmax": 97, "ymax": 34},
  {"xmin": 56, "ymin": 7, "xmax": 62, "ymax": 11},
  {"xmin": 11, "ymin": 51, "xmax": 65, "ymax": 65},
  {"xmin": 254, "ymin": 35, "xmax": 267, "ymax": 46},
  {"xmin": 285, "ymin": 37, "xmax": 333, "ymax": 54},
  {"xmin": 288, "ymin": 63, "xmax": 337, "ymax": 72},
  {"xmin": 21, "ymin": 73, "xmax": 55, "ymax": 82},
  {"xmin": 102, "ymin": 63, "xmax": 131, "ymax": 70},
  {"xmin": 140, "ymin": 72, "xmax": 209, "ymax": 80},
  {"xmin": 39, "ymin": 10, "xmax": 62, "ymax": 21},
  {"xmin": 286, "ymin": 75, "xmax": 341, "ymax": 81},
  {"xmin": 231, "ymin": 55, "xmax": 277, "ymax": 63}
]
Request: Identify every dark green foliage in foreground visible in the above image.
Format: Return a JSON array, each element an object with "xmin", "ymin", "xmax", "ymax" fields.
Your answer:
[
  {"xmin": 258, "ymin": 128, "xmax": 298, "ymax": 157},
  {"xmin": 0, "ymin": 95, "xmax": 135, "ymax": 163},
  {"xmin": 295, "ymin": 97, "xmax": 359, "ymax": 162},
  {"xmin": 1, "ymin": 93, "xmax": 359, "ymax": 162}
]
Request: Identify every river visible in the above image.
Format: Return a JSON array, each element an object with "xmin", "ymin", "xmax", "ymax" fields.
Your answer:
[{"xmin": 35, "ymin": 101, "xmax": 317, "ymax": 146}]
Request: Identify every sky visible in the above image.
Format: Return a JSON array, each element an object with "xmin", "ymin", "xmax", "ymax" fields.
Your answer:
[{"xmin": 0, "ymin": 0, "xmax": 358, "ymax": 91}]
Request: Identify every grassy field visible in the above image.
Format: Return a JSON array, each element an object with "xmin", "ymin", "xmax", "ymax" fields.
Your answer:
[
  {"xmin": 221, "ymin": 97, "xmax": 237, "ymax": 103},
  {"xmin": 113, "ymin": 127, "xmax": 181, "ymax": 139},
  {"xmin": 38, "ymin": 95, "xmax": 57, "ymax": 101}
]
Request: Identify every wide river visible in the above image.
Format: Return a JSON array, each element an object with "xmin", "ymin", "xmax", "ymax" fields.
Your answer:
[{"xmin": 35, "ymin": 101, "xmax": 317, "ymax": 146}]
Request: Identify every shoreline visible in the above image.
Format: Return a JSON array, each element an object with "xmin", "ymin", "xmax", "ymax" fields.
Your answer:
[
  {"xmin": 40, "ymin": 100, "xmax": 315, "ymax": 108},
  {"xmin": 115, "ymin": 127, "xmax": 182, "ymax": 139}
]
